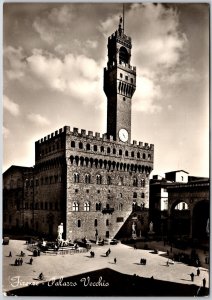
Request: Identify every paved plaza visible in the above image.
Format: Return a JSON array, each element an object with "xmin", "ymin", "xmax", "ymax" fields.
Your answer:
[{"xmin": 2, "ymin": 239, "xmax": 209, "ymax": 296}]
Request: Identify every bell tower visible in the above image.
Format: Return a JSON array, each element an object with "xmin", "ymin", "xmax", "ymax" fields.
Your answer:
[{"xmin": 104, "ymin": 17, "xmax": 136, "ymax": 143}]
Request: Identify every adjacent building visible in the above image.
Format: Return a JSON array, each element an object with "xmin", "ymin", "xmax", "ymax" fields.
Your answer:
[{"xmin": 149, "ymin": 170, "xmax": 209, "ymax": 243}]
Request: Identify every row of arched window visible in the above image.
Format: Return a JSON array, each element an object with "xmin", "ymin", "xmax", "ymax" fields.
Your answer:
[
  {"xmin": 39, "ymin": 141, "xmax": 64, "ymax": 156},
  {"xmin": 73, "ymin": 172, "xmax": 146, "ymax": 187},
  {"xmin": 72, "ymin": 201, "xmax": 123, "ymax": 212},
  {"xmin": 71, "ymin": 141, "xmax": 151, "ymax": 160},
  {"xmin": 76, "ymin": 217, "xmax": 121, "ymax": 228},
  {"xmin": 25, "ymin": 175, "xmax": 62, "ymax": 188},
  {"xmin": 24, "ymin": 201, "xmax": 60, "ymax": 211}
]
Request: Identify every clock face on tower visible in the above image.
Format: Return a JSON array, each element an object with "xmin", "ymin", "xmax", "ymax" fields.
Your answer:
[{"xmin": 119, "ymin": 128, "xmax": 129, "ymax": 142}]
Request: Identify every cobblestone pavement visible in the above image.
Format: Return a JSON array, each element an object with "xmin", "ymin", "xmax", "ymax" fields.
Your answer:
[{"xmin": 2, "ymin": 240, "xmax": 209, "ymax": 294}]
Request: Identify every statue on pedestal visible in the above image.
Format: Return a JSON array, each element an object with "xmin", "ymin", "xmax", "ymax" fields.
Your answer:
[
  {"xmin": 132, "ymin": 222, "xmax": 137, "ymax": 238},
  {"xmin": 57, "ymin": 223, "xmax": 63, "ymax": 241},
  {"xmin": 148, "ymin": 221, "xmax": 155, "ymax": 234}
]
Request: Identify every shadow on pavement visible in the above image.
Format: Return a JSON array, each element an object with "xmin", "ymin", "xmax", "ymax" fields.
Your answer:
[{"xmin": 5, "ymin": 268, "xmax": 209, "ymax": 297}]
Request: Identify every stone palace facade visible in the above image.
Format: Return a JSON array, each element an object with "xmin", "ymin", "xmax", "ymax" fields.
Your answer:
[{"xmin": 3, "ymin": 21, "xmax": 154, "ymax": 241}]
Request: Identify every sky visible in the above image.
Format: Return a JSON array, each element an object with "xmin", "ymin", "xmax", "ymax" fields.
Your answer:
[{"xmin": 3, "ymin": 3, "xmax": 209, "ymax": 177}]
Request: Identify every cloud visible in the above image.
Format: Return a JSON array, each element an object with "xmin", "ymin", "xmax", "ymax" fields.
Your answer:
[
  {"xmin": 4, "ymin": 46, "xmax": 26, "ymax": 80},
  {"xmin": 133, "ymin": 76, "xmax": 162, "ymax": 113},
  {"xmin": 27, "ymin": 113, "xmax": 50, "ymax": 126},
  {"xmin": 3, "ymin": 126, "xmax": 10, "ymax": 139},
  {"xmin": 4, "ymin": 46, "xmax": 103, "ymax": 106},
  {"xmin": 3, "ymin": 95, "xmax": 20, "ymax": 116},
  {"xmin": 32, "ymin": 5, "xmax": 75, "ymax": 44}
]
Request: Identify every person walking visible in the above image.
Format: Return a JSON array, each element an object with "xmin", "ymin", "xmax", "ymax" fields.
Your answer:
[
  {"xmin": 114, "ymin": 258, "xmax": 117, "ymax": 264},
  {"xmin": 15, "ymin": 259, "xmax": 18, "ymax": 266},
  {"xmin": 9, "ymin": 251, "xmax": 12, "ymax": 257},
  {"xmin": 197, "ymin": 268, "xmax": 200, "ymax": 276},
  {"xmin": 190, "ymin": 272, "xmax": 194, "ymax": 282},
  {"xmin": 166, "ymin": 259, "xmax": 169, "ymax": 266},
  {"xmin": 30, "ymin": 257, "xmax": 33, "ymax": 265}
]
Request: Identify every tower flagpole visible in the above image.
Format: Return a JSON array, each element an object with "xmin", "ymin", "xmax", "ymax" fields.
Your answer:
[{"xmin": 123, "ymin": 3, "xmax": 125, "ymax": 33}]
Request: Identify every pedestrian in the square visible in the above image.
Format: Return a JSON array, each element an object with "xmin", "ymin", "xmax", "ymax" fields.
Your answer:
[
  {"xmin": 30, "ymin": 257, "xmax": 33, "ymax": 265},
  {"xmin": 9, "ymin": 251, "xmax": 12, "ymax": 257},
  {"xmin": 203, "ymin": 278, "xmax": 206, "ymax": 288},
  {"xmin": 166, "ymin": 260, "xmax": 169, "ymax": 267},
  {"xmin": 190, "ymin": 272, "xmax": 194, "ymax": 282},
  {"xmin": 15, "ymin": 259, "xmax": 18, "ymax": 266},
  {"xmin": 114, "ymin": 258, "xmax": 117, "ymax": 264},
  {"xmin": 197, "ymin": 268, "xmax": 200, "ymax": 276},
  {"xmin": 108, "ymin": 248, "xmax": 111, "ymax": 254}
]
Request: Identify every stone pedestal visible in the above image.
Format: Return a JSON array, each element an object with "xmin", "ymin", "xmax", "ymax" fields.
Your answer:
[
  {"xmin": 132, "ymin": 233, "xmax": 137, "ymax": 239},
  {"xmin": 148, "ymin": 231, "xmax": 155, "ymax": 240}
]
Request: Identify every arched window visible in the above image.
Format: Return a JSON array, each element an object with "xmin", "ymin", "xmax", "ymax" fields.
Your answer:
[
  {"xmin": 148, "ymin": 154, "xmax": 151, "ymax": 160},
  {"xmin": 74, "ymin": 173, "xmax": 80, "ymax": 183},
  {"xmin": 84, "ymin": 201, "xmax": 90, "ymax": 212},
  {"xmin": 125, "ymin": 150, "xmax": 128, "ymax": 156},
  {"xmin": 25, "ymin": 179, "xmax": 29, "ymax": 188},
  {"xmin": 141, "ymin": 179, "xmax": 145, "ymax": 187},
  {"xmin": 133, "ymin": 192, "xmax": 137, "ymax": 198},
  {"xmin": 141, "ymin": 192, "xmax": 145, "ymax": 198},
  {"xmin": 137, "ymin": 152, "xmax": 140, "ymax": 158},
  {"xmin": 94, "ymin": 219, "xmax": 98, "ymax": 227},
  {"xmin": 119, "ymin": 149, "xmax": 122, "ymax": 155},
  {"xmin": 77, "ymin": 219, "xmax": 81, "ymax": 227},
  {"xmin": 118, "ymin": 203, "xmax": 123, "ymax": 211},
  {"xmin": 73, "ymin": 202, "xmax": 79, "ymax": 211},
  {"xmin": 94, "ymin": 145, "xmax": 97, "ymax": 151},
  {"xmin": 96, "ymin": 174, "xmax": 102, "ymax": 184},
  {"xmin": 143, "ymin": 153, "xmax": 146, "ymax": 159},
  {"xmin": 85, "ymin": 173, "xmax": 91, "ymax": 184},
  {"xmin": 101, "ymin": 146, "xmax": 104, "ymax": 153},
  {"xmin": 132, "ymin": 202, "xmax": 137, "ymax": 211},
  {"xmin": 107, "ymin": 147, "xmax": 111, "ymax": 154},
  {"xmin": 131, "ymin": 151, "xmax": 134, "ymax": 158},
  {"xmin": 96, "ymin": 202, "xmax": 101, "ymax": 211},
  {"xmin": 119, "ymin": 46, "xmax": 129, "ymax": 64},
  {"xmin": 113, "ymin": 148, "xmax": 116, "ymax": 154},
  {"xmin": 71, "ymin": 141, "xmax": 75, "ymax": 148},
  {"xmin": 86, "ymin": 144, "xmax": 90, "ymax": 151},
  {"xmin": 79, "ymin": 142, "xmax": 83, "ymax": 149},
  {"xmin": 107, "ymin": 176, "xmax": 111, "ymax": 185},
  {"xmin": 106, "ymin": 219, "xmax": 109, "ymax": 226},
  {"xmin": 133, "ymin": 177, "xmax": 138, "ymax": 187}
]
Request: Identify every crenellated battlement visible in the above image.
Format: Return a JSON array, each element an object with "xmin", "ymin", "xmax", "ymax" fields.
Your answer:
[
  {"xmin": 104, "ymin": 63, "xmax": 136, "ymax": 74},
  {"xmin": 35, "ymin": 126, "xmax": 154, "ymax": 151},
  {"xmin": 108, "ymin": 30, "xmax": 132, "ymax": 44}
]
